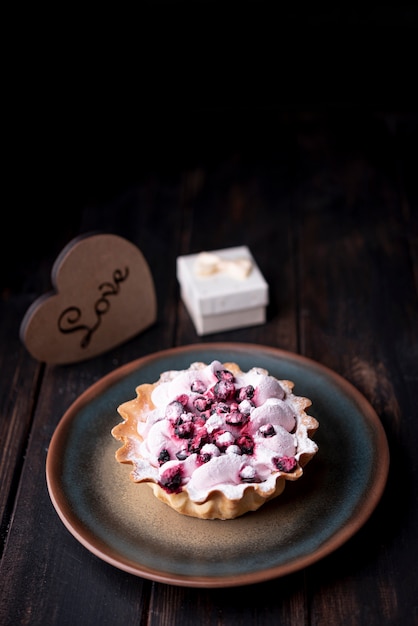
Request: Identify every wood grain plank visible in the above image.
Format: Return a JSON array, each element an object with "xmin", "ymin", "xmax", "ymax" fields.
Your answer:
[{"xmin": 292, "ymin": 112, "xmax": 418, "ymax": 625}]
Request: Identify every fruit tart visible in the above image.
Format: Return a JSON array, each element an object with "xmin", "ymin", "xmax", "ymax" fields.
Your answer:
[{"xmin": 111, "ymin": 360, "xmax": 319, "ymax": 520}]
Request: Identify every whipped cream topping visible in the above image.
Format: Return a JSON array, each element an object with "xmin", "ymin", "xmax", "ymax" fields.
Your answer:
[{"xmin": 127, "ymin": 360, "xmax": 317, "ymax": 503}]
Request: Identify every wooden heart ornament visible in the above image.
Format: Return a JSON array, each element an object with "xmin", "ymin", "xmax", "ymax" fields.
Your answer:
[{"xmin": 20, "ymin": 233, "xmax": 157, "ymax": 364}]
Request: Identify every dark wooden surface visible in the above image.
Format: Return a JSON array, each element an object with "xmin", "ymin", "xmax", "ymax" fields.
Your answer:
[{"xmin": 1, "ymin": 109, "xmax": 417, "ymax": 625}]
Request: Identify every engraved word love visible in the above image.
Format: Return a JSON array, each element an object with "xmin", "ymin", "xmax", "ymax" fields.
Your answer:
[{"xmin": 58, "ymin": 267, "xmax": 129, "ymax": 348}]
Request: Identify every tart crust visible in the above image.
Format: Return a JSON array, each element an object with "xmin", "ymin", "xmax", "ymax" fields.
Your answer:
[{"xmin": 111, "ymin": 362, "xmax": 319, "ymax": 520}]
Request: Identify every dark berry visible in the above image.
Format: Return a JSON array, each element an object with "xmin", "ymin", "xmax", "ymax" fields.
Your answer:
[
  {"xmin": 176, "ymin": 448, "xmax": 189, "ymax": 461},
  {"xmin": 158, "ymin": 449, "xmax": 170, "ymax": 465},
  {"xmin": 197, "ymin": 452, "xmax": 212, "ymax": 465},
  {"xmin": 237, "ymin": 385, "xmax": 254, "ymax": 401},
  {"xmin": 189, "ymin": 431, "xmax": 209, "ymax": 453},
  {"xmin": 273, "ymin": 456, "xmax": 297, "ymax": 472},
  {"xmin": 160, "ymin": 465, "xmax": 183, "ymax": 493},
  {"xmin": 176, "ymin": 394, "xmax": 189, "ymax": 406},
  {"xmin": 216, "ymin": 369, "xmax": 235, "ymax": 382},
  {"xmin": 193, "ymin": 396, "xmax": 211, "ymax": 412},
  {"xmin": 193, "ymin": 415, "xmax": 207, "ymax": 427},
  {"xmin": 205, "ymin": 387, "xmax": 216, "ymax": 401},
  {"xmin": 191, "ymin": 379, "xmax": 207, "ymax": 394},
  {"xmin": 260, "ymin": 423, "xmax": 276, "ymax": 437},
  {"xmin": 214, "ymin": 380, "xmax": 235, "ymax": 401},
  {"xmin": 174, "ymin": 420, "xmax": 195, "ymax": 438},
  {"xmin": 225, "ymin": 410, "xmax": 248, "ymax": 427},
  {"xmin": 236, "ymin": 434, "xmax": 254, "ymax": 455},
  {"xmin": 214, "ymin": 401, "xmax": 229, "ymax": 414},
  {"xmin": 198, "ymin": 410, "xmax": 211, "ymax": 421}
]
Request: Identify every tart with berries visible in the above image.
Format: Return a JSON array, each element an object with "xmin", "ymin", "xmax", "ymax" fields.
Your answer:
[{"xmin": 111, "ymin": 360, "xmax": 319, "ymax": 520}]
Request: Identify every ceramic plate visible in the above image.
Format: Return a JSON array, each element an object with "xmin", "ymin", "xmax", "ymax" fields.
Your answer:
[{"xmin": 46, "ymin": 343, "xmax": 389, "ymax": 588}]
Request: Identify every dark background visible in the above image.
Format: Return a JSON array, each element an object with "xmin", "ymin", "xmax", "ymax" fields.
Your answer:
[{"xmin": 3, "ymin": 3, "xmax": 417, "ymax": 288}]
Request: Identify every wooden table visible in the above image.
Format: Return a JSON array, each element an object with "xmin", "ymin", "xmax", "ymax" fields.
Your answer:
[{"xmin": 1, "ymin": 110, "xmax": 417, "ymax": 625}]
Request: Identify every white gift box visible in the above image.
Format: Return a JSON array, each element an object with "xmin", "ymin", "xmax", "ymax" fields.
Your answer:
[{"xmin": 176, "ymin": 246, "xmax": 269, "ymax": 335}]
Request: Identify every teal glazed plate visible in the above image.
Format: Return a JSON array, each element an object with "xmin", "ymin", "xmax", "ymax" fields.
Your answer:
[{"xmin": 46, "ymin": 343, "xmax": 389, "ymax": 588}]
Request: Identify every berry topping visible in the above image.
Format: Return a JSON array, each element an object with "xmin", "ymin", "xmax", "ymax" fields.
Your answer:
[
  {"xmin": 214, "ymin": 401, "xmax": 229, "ymax": 414},
  {"xmin": 197, "ymin": 452, "xmax": 212, "ymax": 465},
  {"xmin": 225, "ymin": 410, "xmax": 248, "ymax": 427},
  {"xmin": 160, "ymin": 465, "xmax": 183, "ymax": 493},
  {"xmin": 216, "ymin": 369, "xmax": 235, "ymax": 382},
  {"xmin": 273, "ymin": 456, "xmax": 297, "ymax": 472},
  {"xmin": 158, "ymin": 449, "xmax": 170, "ymax": 465},
  {"xmin": 236, "ymin": 434, "xmax": 254, "ymax": 455},
  {"xmin": 174, "ymin": 419, "xmax": 195, "ymax": 439},
  {"xmin": 260, "ymin": 423, "xmax": 276, "ymax": 437},
  {"xmin": 191, "ymin": 379, "xmax": 207, "ymax": 394},
  {"xmin": 237, "ymin": 385, "xmax": 255, "ymax": 401},
  {"xmin": 176, "ymin": 394, "xmax": 189, "ymax": 406},
  {"xmin": 189, "ymin": 431, "xmax": 209, "ymax": 453},
  {"xmin": 214, "ymin": 380, "xmax": 235, "ymax": 401},
  {"xmin": 193, "ymin": 396, "xmax": 211, "ymax": 412},
  {"xmin": 175, "ymin": 447, "xmax": 189, "ymax": 461}
]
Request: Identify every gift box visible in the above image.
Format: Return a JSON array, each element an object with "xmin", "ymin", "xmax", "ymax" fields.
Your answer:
[{"xmin": 176, "ymin": 246, "xmax": 269, "ymax": 335}]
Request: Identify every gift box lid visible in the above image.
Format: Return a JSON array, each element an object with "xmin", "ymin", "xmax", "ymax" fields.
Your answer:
[{"xmin": 177, "ymin": 246, "xmax": 269, "ymax": 317}]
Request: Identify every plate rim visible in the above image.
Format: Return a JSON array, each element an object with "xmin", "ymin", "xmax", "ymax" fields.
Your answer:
[{"xmin": 46, "ymin": 342, "xmax": 390, "ymax": 587}]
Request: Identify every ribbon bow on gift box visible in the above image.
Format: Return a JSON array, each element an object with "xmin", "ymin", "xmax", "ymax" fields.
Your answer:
[{"xmin": 194, "ymin": 252, "xmax": 252, "ymax": 280}]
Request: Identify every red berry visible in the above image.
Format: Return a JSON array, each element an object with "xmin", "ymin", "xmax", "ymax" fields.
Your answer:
[
  {"xmin": 160, "ymin": 465, "xmax": 183, "ymax": 493},
  {"xmin": 273, "ymin": 456, "xmax": 297, "ymax": 472}
]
